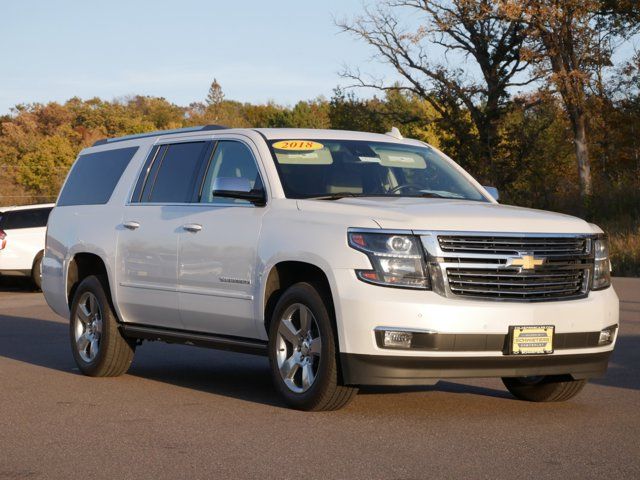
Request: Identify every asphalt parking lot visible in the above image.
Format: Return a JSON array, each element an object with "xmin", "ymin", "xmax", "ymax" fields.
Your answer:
[{"xmin": 0, "ymin": 277, "xmax": 638, "ymax": 479}]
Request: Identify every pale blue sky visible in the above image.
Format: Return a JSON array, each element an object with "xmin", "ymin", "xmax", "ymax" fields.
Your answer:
[
  {"xmin": 1, "ymin": 1, "xmax": 637, "ymax": 114},
  {"xmin": 0, "ymin": 0, "xmax": 395, "ymax": 113}
]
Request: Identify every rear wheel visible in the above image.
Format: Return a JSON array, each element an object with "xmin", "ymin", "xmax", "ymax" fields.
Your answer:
[
  {"xmin": 502, "ymin": 375, "xmax": 587, "ymax": 402},
  {"xmin": 268, "ymin": 282, "xmax": 358, "ymax": 411},
  {"xmin": 70, "ymin": 275, "xmax": 135, "ymax": 377},
  {"xmin": 31, "ymin": 251, "xmax": 43, "ymax": 291}
]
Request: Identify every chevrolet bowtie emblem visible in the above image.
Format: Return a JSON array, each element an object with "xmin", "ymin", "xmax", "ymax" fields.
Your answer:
[{"xmin": 507, "ymin": 254, "xmax": 545, "ymax": 270}]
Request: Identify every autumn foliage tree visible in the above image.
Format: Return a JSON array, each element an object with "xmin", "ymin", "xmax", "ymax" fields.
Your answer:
[
  {"xmin": 499, "ymin": 0, "xmax": 636, "ymax": 202},
  {"xmin": 336, "ymin": 0, "xmax": 535, "ymax": 184}
]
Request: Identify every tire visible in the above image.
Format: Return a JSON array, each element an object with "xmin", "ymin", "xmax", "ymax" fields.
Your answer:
[
  {"xmin": 502, "ymin": 375, "xmax": 587, "ymax": 402},
  {"xmin": 268, "ymin": 282, "xmax": 358, "ymax": 411},
  {"xmin": 31, "ymin": 251, "xmax": 43, "ymax": 291},
  {"xmin": 70, "ymin": 275, "xmax": 135, "ymax": 377}
]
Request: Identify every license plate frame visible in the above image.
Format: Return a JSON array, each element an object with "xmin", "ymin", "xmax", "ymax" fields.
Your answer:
[{"xmin": 509, "ymin": 325, "xmax": 555, "ymax": 355}]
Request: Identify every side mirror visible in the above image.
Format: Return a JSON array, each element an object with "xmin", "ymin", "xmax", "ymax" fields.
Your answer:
[
  {"xmin": 212, "ymin": 177, "xmax": 266, "ymax": 206},
  {"xmin": 483, "ymin": 186, "xmax": 499, "ymax": 201}
]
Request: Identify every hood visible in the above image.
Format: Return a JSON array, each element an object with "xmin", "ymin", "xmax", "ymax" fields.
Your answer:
[{"xmin": 296, "ymin": 197, "xmax": 594, "ymax": 234}]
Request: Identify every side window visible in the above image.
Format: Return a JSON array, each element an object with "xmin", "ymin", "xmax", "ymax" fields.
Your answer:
[
  {"xmin": 57, "ymin": 147, "xmax": 138, "ymax": 206},
  {"xmin": 144, "ymin": 142, "xmax": 208, "ymax": 203},
  {"xmin": 0, "ymin": 208, "xmax": 52, "ymax": 229},
  {"xmin": 32, "ymin": 208, "xmax": 52, "ymax": 227},
  {"xmin": 131, "ymin": 145, "xmax": 161, "ymax": 203},
  {"xmin": 200, "ymin": 141, "xmax": 263, "ymax": 204}
]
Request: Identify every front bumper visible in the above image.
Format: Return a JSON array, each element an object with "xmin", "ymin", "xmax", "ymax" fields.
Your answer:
[
  {"xmin": 332, "ymin": 268, "xmax": 619, "ymax": 357},
  {"xmin": 340, "ymin": 351, "xmax": 612, "ymax": 386}
]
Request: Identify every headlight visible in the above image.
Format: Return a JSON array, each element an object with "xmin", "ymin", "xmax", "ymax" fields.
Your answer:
[
  {"xmin": 592, "ymin": 235, "xmax": 611, "ymax": 290},
  {"xmin": 348, "ymin": 232, "xmax": 430, "ymax": 289}
]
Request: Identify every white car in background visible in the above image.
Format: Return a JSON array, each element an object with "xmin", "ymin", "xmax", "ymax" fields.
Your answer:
[{"xmin": 0, "ymin": 203, "xmax": 54, "ymax": 289}]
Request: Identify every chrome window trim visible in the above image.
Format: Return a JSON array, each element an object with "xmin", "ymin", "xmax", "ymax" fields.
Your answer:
[
  {"xmin": 122, "ymin": 202, "xmax": 258, "ymax": 209},
  {"xmin": 125, "ymin": 135, "xmax": 270, "ymax": 209}
]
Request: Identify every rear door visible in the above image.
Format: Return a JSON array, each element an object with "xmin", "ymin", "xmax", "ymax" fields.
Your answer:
[{"xmin": 116, "ymin": 141, "xmax": 211, "ymax": 328}]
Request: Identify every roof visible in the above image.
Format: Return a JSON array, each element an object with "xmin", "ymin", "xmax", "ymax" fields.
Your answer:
[
  {"xmin": 253, "ymin": 128, "xmax": 416, "ymax": 143},
  {"xmin": 91, "ymin": 126, "xmax": 422, "ymax": 147},
  {"xmin": 92, "ymin": 125, "xmax": 228, "ymax": 146},
  {"xmin": 0, "ymin": 203, "xmax": 55, "ymax": 212}
]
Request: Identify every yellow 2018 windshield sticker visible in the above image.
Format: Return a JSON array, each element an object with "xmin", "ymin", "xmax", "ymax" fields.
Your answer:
[{"xmin": 273, "ymin": 140, "xmax": 324, "ymax": 151}]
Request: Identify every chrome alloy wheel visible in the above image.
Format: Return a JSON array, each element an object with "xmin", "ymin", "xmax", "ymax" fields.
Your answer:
[
  {"xmin": 276, "ymin": 303, "xmax": 322, "ymax": 393},
  {"xmin": 74, "ymin": 292, "xmax": 103, "ymax": 363}
]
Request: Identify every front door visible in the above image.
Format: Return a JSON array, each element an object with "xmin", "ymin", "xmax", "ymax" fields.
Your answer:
[{"xmin": 178, "ymin": 140, "xmax": 266, "ymax": 338}]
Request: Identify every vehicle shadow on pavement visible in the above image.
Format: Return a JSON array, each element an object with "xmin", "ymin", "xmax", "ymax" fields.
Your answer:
[
  {"xmin": 358, "ymin": 382, "xmax": 512, "ymax": 399},
  {"xmin": 590, "ymin": 335, "xmax": 640, "ymax": 391},
  {"xmin": 130, "ymin": 354, "xmax": 514, "ymax": 405},
  {"xmin": 0, "ymin": 314, "xmax": 76, "ymax": 372},
  {"xmin": 128, "ymin": 346, "xmax": 285, "ymax": 408},
  {"xmin": 0, "ymin": 277, "xmax": 36, "ymax": 292}
]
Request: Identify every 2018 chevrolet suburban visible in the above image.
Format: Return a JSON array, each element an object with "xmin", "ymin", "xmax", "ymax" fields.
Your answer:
[{"xmin": 42, "ymin": 126, "xmax": 619, "ymax": 411}]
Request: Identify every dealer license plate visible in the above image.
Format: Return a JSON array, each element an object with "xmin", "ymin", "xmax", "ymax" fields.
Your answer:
[{"xmin": 510, "ymin": 325, "xmax": 554, "ymax": 355}]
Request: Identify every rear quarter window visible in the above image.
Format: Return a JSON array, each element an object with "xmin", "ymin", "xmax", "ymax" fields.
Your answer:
[{"xmin": 57, "ymin": 146, "xmax": 139, "ymax": 206}]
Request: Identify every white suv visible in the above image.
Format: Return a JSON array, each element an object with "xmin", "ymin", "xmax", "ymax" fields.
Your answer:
[
  {"xmin": 0, "ymin": 203, "xmax": 54, "ymax": 289},
  {"xmin": 42, "ymin": 126, "xmax": 619, "ymax": 411}
]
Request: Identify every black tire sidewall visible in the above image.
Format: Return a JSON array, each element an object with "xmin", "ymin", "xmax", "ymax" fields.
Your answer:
[
  {"xmin": 502, "ymin": 375, "xmax": 586, "ymax": 402},
  {"xmin": 31, "ymin": 252, "xmax": 43, "ymax": 290},
  {"xmin": 69, "ymin": 275, "xmax": 119, "ymax": 376},
  {"xmin": 268, "ymin": 282, "xmax": 338, "ymax": 409}
]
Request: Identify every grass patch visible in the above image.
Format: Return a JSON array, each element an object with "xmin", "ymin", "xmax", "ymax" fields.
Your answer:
[{"xmin": 609, "ymin": 227, "xmax": 640, "ymax": 277}]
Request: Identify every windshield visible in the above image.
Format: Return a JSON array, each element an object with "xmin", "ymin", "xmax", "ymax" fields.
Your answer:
[{"xmin": 267, "ymin": 139, "xmax": 487, "ymax": 201}]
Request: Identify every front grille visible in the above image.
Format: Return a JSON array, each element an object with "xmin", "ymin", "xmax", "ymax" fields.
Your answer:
[
  {"xmin": 424, "ymin": 233, "xmax": 594, "ymax": 302},
  {"xmin": 446, "ymin": 267, "xmax": 587, "ymax": 300}
]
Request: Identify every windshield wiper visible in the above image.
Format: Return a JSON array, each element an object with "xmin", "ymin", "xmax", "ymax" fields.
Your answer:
[
  {"xmin": 406, "ymin": 192, "xmax": 446, "ymax": 198},
  {"xmin": 405, "ymin": 191, "xmax": 465, "ymax": 200},
  {"xmin": 305, "ymin": 192, "xmax": 466, "ymax": 201},
  {"xmin": 308, "ymin": 192, "xmax": 367, "ymax": 201}
]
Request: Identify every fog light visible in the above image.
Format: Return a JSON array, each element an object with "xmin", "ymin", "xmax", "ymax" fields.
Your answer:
[
  {"xmin": 383, "ymin": 331, "xmax": 413, "ymax": 349},
  {"xmin": 599, "ymin": 326, "xmax": 617, "ymax": 345}
]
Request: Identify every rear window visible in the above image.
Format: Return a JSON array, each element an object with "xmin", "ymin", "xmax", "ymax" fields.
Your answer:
[
  {"xmin": 57, "ymin": 146, "xmax": 139, "ymax": 206},
  {"xmin": 0, "ymin": 207, "xmax": 52, "ymax": 230}
]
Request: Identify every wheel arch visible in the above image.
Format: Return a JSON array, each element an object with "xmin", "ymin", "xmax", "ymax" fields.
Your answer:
[
  {"xmin": 262, "ymin": 260, "xmax": 336, "ymax": 336},
  {"xmin": 66, "ymin": 252, "xmax": 112, "ymax": 309}
]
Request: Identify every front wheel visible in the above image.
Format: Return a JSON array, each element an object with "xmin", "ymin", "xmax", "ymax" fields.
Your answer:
[
  {"xmin": 502, "ymin": 375, "xmax": 587, "ymax": 402},
  {"xmin": 268, "ymin": 282, "xmax": 358, "ymax": 411}
]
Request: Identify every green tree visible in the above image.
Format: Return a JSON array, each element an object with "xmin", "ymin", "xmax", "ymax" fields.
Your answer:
[{"xmin": 205, "ymin": 79, "xmax": 225, "ymax": 107}]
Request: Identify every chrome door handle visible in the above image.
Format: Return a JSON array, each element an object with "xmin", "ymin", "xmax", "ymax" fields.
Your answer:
[
  {"xmin": 183, "ymin": 223, "xmax": 203, "ymax": 233},
  {"xmin": 123, "ymin": 221, "xmax": 140, "ymax": 230}
]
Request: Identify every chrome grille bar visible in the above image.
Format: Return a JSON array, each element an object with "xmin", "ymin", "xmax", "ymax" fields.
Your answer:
[{"xmin": 438, "ymin": 235, "xmax": 587, "ymax": 256}]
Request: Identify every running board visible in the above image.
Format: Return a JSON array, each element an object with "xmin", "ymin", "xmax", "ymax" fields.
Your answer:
[{"xmin": 120, "ymin": 324, "xmax": 268, "ymax": 356}]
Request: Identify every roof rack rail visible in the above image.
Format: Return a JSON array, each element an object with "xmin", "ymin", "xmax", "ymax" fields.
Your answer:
[{"xmin": 92, "ymin": 125, "xmax": 228, "ymax": 147}]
